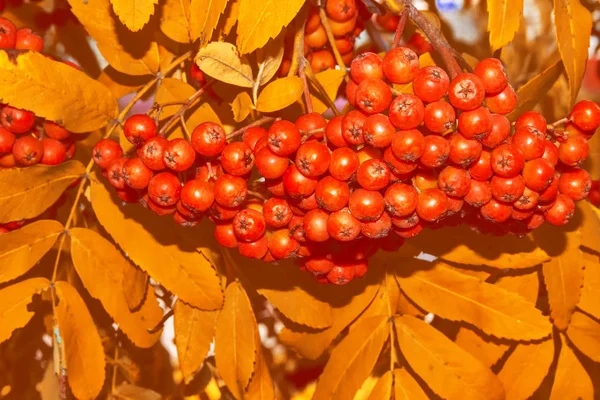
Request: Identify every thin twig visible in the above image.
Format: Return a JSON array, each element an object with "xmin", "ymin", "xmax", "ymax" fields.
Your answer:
[
  {"xmin": 319, "ymin": 8, "xmax": 348, "ymax": 77},
  {"xmin": 158, "ymin": 80, "xmax": 215, "ymax": 136},
  {"xmin": 111, "ymin": 345, "xmax": 119, "ymax": 393},
  {"xmin": 288, "ymin": 10, "xmax": 307, "ymax": 78},
  {"xmin": 366, "ymin": 19, "xmax": 389, "ymax": 53},
  {"xmin": 226, "ymin": 117, "xmax": 275, "ymax": 140},
  {"xmin": 180, "ymin": 115, "xmax": 191, "ymax": 140},
  {"xmin": 299, "ymin": 59, "xmax": 314, "ymax": 114},
  {"xmin": 303, "ymin": 63, "xmax": 341, "ymax": 116},
  {"xmin": 392, "ymin": 8, "xmax": 409, "ymax": 48}
]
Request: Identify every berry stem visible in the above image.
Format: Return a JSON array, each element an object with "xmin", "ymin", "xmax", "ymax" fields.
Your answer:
[
  {"xmin": 551, "ymin": 117, "xmax": 569, "ymax": 128},
  {"xmin": 158, "ymin": 80, "xmax": 215, "ymax": 136},
  {"xmin": 365, "ymin": 19, "xmax": 389, "ymax": 53},
  {"xmin": 392, "ymin": 7, "xmax": 409, "ymax": 48},
  {"xmin": 299, "ymin": 59, "xmax": 314, "ymax": 114},
  {"xmin": 226, "ymin": 116, "xmax": 275, "ymax": 140},
  {"xmin": 302, "ymin": 62, "xmax": 342, "ymax": 116},
  {"xmin": 319, "ymin": 7, "xmax": 349, "ymax": 74},
  {"xmin": 247, "ymin": 190, "xmax": 267, "ymax": 201}
]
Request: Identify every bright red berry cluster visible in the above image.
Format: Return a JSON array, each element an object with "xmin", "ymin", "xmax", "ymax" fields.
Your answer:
[{"xmin": 93, "ymin": 47, "xmax": 599, "ymax": 285}]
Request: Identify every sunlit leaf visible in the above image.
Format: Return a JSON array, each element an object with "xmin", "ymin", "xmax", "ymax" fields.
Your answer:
[
  {"xmin": 111, "ymin": 0, "xmax": 157, "ymax": 31},
  {"xmin": 195, "ymin": 42, "xmax": 253, "ymax": 87},
  {"xmin": 487, "ymin": 0, "xmax": 523, "ymax": 50},
  {"xmin": 217, "ymin": 0, "xmax": 241, "ymax": 38},
  {"xmin": 97, "ymin": 66, "xmax": 149, "ymax": 100},
  {"xmin": 0, "ymin": 277, "xmax": 49, "ymax": 344},
  {"xmin": 54, "ymin": 281, "xmax": 106, "ymax": 400},
  {"xmin": 68, "ymin": 0, "xmax": 160, "ymax": 76},
  {"xmin": 454, "ymin": 327, "xmax": 509, "ymax": 368},
  {"xmin": 579, "ymin": 255, "xmax": 600, "ymax": 319},
  {"xmin": 231, "ymin": 92, "xmax": 254, "ymax": 122},
  {"xmin": 550, "ymin": 333, "xmax": 593, "ymax": 399},
  {"xmin": 256, "ymin": 76, "xmax": 303, "ymax": 112},
  {"xmin": 245, "ymin": 347, "xmax": 275, "ymax": 400},
  {"xmin": 255, "ymin": 34, "xmax": 285, "ymax": 86},
  {"xmin": 0, "ymin": 51, "xmax": 118, "ymax": 132},
  {"xmin": 495, "ymin": 271, "xmax": 540, "ymax": 303},
  {"xmin": 159, "ymin": 0, "xmax": 192, "ymax": 43},
  {"xmin": 0, "ymin": 161, "xmax": 85, "ymax": 224},
  {"xmin": 189, "ymin": 0, "xmax": 229, "ymax": 44},
  {"xmin": 566, "ymin": 311, "xmax": 600, "ymax": 362},
  {"xmin": 0, "ymin": 220, "xmax": 63, "ymax": 284},
  {"xmin": 395, "ymin": 315, "xmax": 505, "ymax": 400},
  {"xmin": 113, "ymin": 383, "xmax": 161, "ymax": 400},
  {"xmin": 311, "ymin": 69, "xmax": 346, "ymax": 114},
  {"xmin": 69, "ymin": 228, "xmax": 163, "ymax": 348},
  {"xmin": 313, "ymin": 316, "xmax": 389, "ymax": 400},
  {"xmin": 579, "ymin": 201, "xmax": 600, "ymax": 253},
  {"xmin": 394, "ymin": 368, "xmax": 429, "ymax": 400},
  {"xmin": 236, "ymin": 0, "xmax": 305, "ymax": 54},
  {"xmin": 122, "ymin": 265, "xmax": 148, "ymax": 312},
  {"xmin": 367, "ymin": 371, "xmax": 392, "ymax": 400}
]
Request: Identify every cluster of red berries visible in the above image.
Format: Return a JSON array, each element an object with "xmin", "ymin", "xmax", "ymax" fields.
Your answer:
[
  {"xmin": 0, "ymin": 17, "xmax": 80, "ymax": 169},
  {"xmin": 93, "ymin": 47, "xmax": 598, "ymax": 285}
]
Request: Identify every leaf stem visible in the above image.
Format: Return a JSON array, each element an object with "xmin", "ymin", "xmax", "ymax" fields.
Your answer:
[
  {"xmin": 551, "ymin": 117, "xmax": 569, "ymax": 128},
  {"xmin": 319, "ymin": 7, "xmax": 348, "ymax": 77},
  {"xmin": 226, "ymin": 116, "xmax": 275, "ymax": 140},
  {"xmin": 392, "ymin": 7, "xmax": 409, "ymax": 48},
  {"xmin": 299, "ymin": 60, "xmax": 314, "ymax": 114},
  {"xmin": 157, "ymin": 80, "xmax": 215, "ymax": 137},
  {"xmin": 111, "ymin": 345, "xmax": 119, "ymax": 393}
]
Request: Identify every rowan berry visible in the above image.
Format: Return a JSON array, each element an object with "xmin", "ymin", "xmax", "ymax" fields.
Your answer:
[
  {"xmin": 361, "ymin": 211, "xmax": 392, "ymax": 238},
  {"xmin": 254, "ymin": 146, "xmax": 288, "ymax": 179},
  {"xmin": 0, "ymin": 127, "xmax": 15, "ymax": 153},
  {"xmin": 515, "ymin": 111, "xmax": 547, "ymax": 133},
  {"xmin": 329, "ymin": 147, "xmax": 359, "ymax": 181},
  {"xmin": 359, "ymin": 115, "xmax": 393, "ymax": 149},
  {"xmin": 485, "ymin": 84, "xmax": 517, "ymax": 115},
  {"xmin": 266, "ymin": 177, "xmax": 285, "ymax": 197},
  {"xmin": 522, "ymin": 158, "xmax": 554, "ymax": 191},
  {"xmin": 147, "ymin": 198, "xmax": 176, "ymax": 216},
  {"xmin": 413, "ymin": 66, "xmax": 450, "ymax": 103},
  {"xmin": 0, "ymin": 152, "xmax": 15, "ymax": 168},
  {"xmin": 268, "ymin": 120, "xmax": 301, "ymax": 156},
  {"xmin": 538, "ymin": 174, "xmax": 559, "ymax": 203},
  {"xmin": 232, "ymin": 208, "xmax": 266, "ymax": 242},
  {"xmin": 448, "ymin": 133, "xmax": 482, "ymax": 167},
  {"xmin": 390, "ymin": 129, "xmax": 423, "ymax": 162},
  {"xmin": 558, "ymin": 168, "xmax": 591, "ymax": 201},
  {"xmin": 305, "ymin": 25, "xmax": 328, "ymax": 48},
  {"xmin": 588, "ymin": 180, "xmax": 600, "ymax": 207},
  {"xmin": 119, "ymin": 158, "xmax": 150, "ymax": 190},
  {"xmin": 391, "ymin": 211, "xmax": 420, "ymax": 229},
  {"xmin": 296, "ymin": 141, "xmax": 331, "ymax": 177},
  {"xmin": 350, "ymin": 52, "xmax": 383, "ymax": 83},
  {"xmin": 335, "ymin": 37, "xmax": 354, "ymax": 54},
  {"xmin": 1, "ymin": 106, "xmax": 35, "ymax": 134},
  {"xmin": 15, "ymin": 28, "xmax": 43, "ymax": 51},
  {"xmin": 414, "ymin": 169, "xmax": 438, "ymax": 191},
  {"xmin": 569, "ymin": 100, "xmax": 600, "ymax": 132},
  {"xmin": 342, "ymin": 109, "xmax": 367, "ymax": 145},
  {"xmin": 104, "ymin": 157, "xmax": 127, "ymax": 189},
  {"xmin": 214, "ymin": 174, "xmax": 247, "ymax": 208},
  {"xmin": 191, "ymin": 122, "xmax": 226, "ymax": 157},
  {"xmin": 558, "ymin": 135, "xmax": 588, "ymax": 166},
  {"xmin": 389, "ymin": 94, "xmax": 425, "ymax": 130},
  {"xmin": 296, "ymin": 112, "xmax": 327, "ymax": 139},
  {"xmin": 356, "ymin": 159, "xmax": 390, "ymax": 190},
  {"xmin": 137, "ymin": 136, "xmax": 167, "ymax": 171},
  {"xmin": 438, "ymin": 166, "xmax": 471, "ymax": 197},
  {"xmin": 416, "ymin": 188, "xmax": 448, "ymax": 222},
  {"xmin": 147, "ymin": 172, "xmax": 181, "ymax": 206},
  {"xmin": 0, "ymin": 17, "xmax": 17, "ymax": 48},
  {"xmin": 209, "ymin": 203, "xmax": 241, "ymax": 221},
  {"xmin": 283, "ymin": 164, "xmax": 318, "ymax": 199},
  {"xmin": 480, "ymin": 114, "xmax": 510, "ymax": 149},
  {"xmin": 458, "ymin": 106, "xmax": 493, "ymax": 140},
  {"xmin": 327, "ymin": 264, "xmax": 356, "ymax": 285},
  {"xmin": 355, "ymin": 78, "xmax": 392, "ymax": 114},
  {"xmin": 491, "ymin": 175, "xmax": 525, "ymax": 203},
  {"xmin": 269, "ymin": 229, "xmax": 300, "ymax": 259},
  {"xmin": 301, "ymin": 209, "xmax": 329, "ymax": 242},
  {"xmin": 12, "ymin": 136, "xmax": 42, "ymax": 166},
  {"xmin": 43, "ymin": 121, "xmax": 71, "ymax": 140},
  {"xmin": 420, "ymin": 135, "xmax": 449, "ymax": 168},
  {"xmin": 474, "ymin": 58, "xmax": 508, "ymax": 95},
  {"xmin": 305, "ymin": 7, "xmax": 321, "ymax": 33},
  {"xmin": 242, "ymin": 127, "xmax": 267, "ymax": 151},
  {"xmin": 384, "ymin": 147, "xmax": 417, "ymax": 175},
  {"xmin": 180, "ymin": 179, "xmax": 214, "ymax": 213},
  {"xmin": 124, "ymin": 114, "xmax": 157, "ymax": 147},
  {"xmin": 541, "ymin": 140, "xmax": 559, "ymax": 166},
  {"xmin": 327, "ymin": 208, "xmax": 361, "ymax": 241},
  {"xmin": 490, "ymin": 144, "xmax": 525, "ymax": 178},
  {"xmin": 382, "ymin": 47, "xmax": 419, "ymax": 84},
  {"xmin": 384, "ymin": 183, "xmax": 418, "ymax": 217},
  {"xmin": 262, "ymin": 197, "xmax": 291, "ymax": 228},
  {"xmin": 448, "ymin": 73, "xmax": 485, "ymax": 111},
  {"xmin": 314, "ymin": 176, "xmax": 349, "ymax": 211},
  {"xmin": 545, "ymin": 194, "xmax": 575, "ymax": 226},
  {"xmin": 345, "ymin": 80, "xmax": 358, "ymax": 107},
  {"xmin": 92, "ymin": 139, "xmax": 123, "ymax": 169},
  {"xmin": 464, "ymin": 179, "xmax": 492, "ymax": 207},
  {"xmin": 394, "ymin": 222, "xmax": 424, "ymax": 238},
  {"xmin": 481, "ymin": 198, "xmax": 512, "ymax": 223},
  {"xmin": 424, "ymin": 100, "xmax": 455, "ymax": 134},
  {"xmin": 238, "ymin": 235, "xmax": 269, "ymax": 259},
  {"xmin": 220, "ymin": 142, "xmax": 254, "ymax": 176},
  {"xmin": 514, "ymin": 187, "xmax": 539, "ymax": 211},
  {"xmin": 512, "ymin": 128, "xmax": 544, "ymax": 160}
]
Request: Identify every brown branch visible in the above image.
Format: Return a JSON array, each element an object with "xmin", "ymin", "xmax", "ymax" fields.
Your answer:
[
  {"xmin": 158, "ymin": 80, "xmax": 215, "ymax": 136},
  {"xmin": 226, "ymin": 117, "xmax": 275, "ymax": 140},
  {"xmin": 299, "ymin": 59, "xmax": 314, "ymax": 114},
  {"xmin": 365, "ymin": 19, "xmax": 389, "ymax": 53},
  {"xmin": 392, "ymin": 8, "xmax": 409, "ymax": 48}
]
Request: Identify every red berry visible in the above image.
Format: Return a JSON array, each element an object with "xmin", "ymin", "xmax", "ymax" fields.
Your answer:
[
  {"xmin": 512, "ymin": 128, "xmax": 544, "ymax": 160},
  {"xmin": 191, "ymin": 122, "xmax": 226, "ymax": 157},
  {"xmin": 391, "ymin": 129, "xmax": 424, "ymax": 162},
  {"xmin": 315, "ymin": 176, "xmax": 350, "ymax": 211},
  {"xmin": 305, "ymin": 257, "xmax": 334, "ymax": 276},
  {"xmin": 43, "ymin": 121, "xmax": 71, "ymax": 140},
  {"xmin": 558, "ymin": 168, "xmax": 591, "ymax": 201},
  {"xmin": 545, "ymin": 194, "xmax": 575, "ymax": 226},
  {"xmin": 424, "ymin": 100, "xmax": 455, "ymax": 134},
  {"xmin": 485, "ymin": 84, "xmax": 517, "ymax": 115},
  {"xmin": 569, "ymin": 100, "xmax": 600, "ymax": 132},
  {"xmin": 481, "ymin": 114, "xmax": 510, "ymax": 149},
  {"xmin": 469, "ymin": 150, "xmax": 493, "ymax": 180},
  {"xmin": 148, "ymin": 172, "xmax": 181, "ymax": 206},
  {"xmin": 384, "ymin": 147, "xmax": 418, "ymax": 175},
  {"xmin": 474, "ymin": 58, "xmax": 508, "ymax": 95},
  {"xmin": 0, "ymin": 17, "xmax": 17, "ymax": 48},
  {"xmin": 233, "ymin": 209, "xmax": 266, "ymax": 242},
  {"xmin": 0, "ymin": 153, "xmax": 16, "ymax": 168},
  {"xmin": 350, "ymin": 52, "xmax": 383, "ymax": 83},
  {"xmin": 325, "ymin": 116, "xmax": 348, "ymax": 147},
  {"xmin": 364, "ymin": 114, "xmax": 395, "ymax": 148},
  {"xmin": 221, "ymin": 142, "xmax": 254, "ymax": 176},
  {"xmin": 180, "ymin": 179, "xmax": 214, "ymax": 213},
  {"xmin": 342, "ymin": 109, "xmax": 367, "ymax": 145},
  {"xmin": 122, "ymin": 157, "xmax": 153, "ymax": 189},
  {"xmin": 93, "ymin": 139, "xmax": 123, "ymax": 169},
  {"xmin": 389, "ymin": 94, "xmax": 425, "ymax": 129},
  {"xmin": 138, "ymin": 136, "xmax": 168, "ymax": 171},
  {"xmin": 124, "ymin": 114, "xmax": 157, "ymax": 147},
  {"xmin": 1, "ymin": 106, "xmax": 35, "ymax": 134},
  {"xmin": 491, "ymin": 175, "xmax": 525, "ymax": 203},
  {"xmin": 420, "ymin": 135, "xmax": 449, "ymax": 168},
  {"xmin": 541, "ymin": 140, "xmax": 559, "ymax": 166},
  {"xmin": 361, "ymin": 212, "xmax": 392, "ymax": 238},
  {"xmin": 268, "ymin": 120, "xmax": 301, "ymax": 156},
  {"xmin": 349, "ymin": 188, "xmax": 385, "ymax": 221},
  {"xmin": 15, "ymin": 28, "xmax": 43, "ymax": 51},
  {"xmin": 522, "ymin": 158, "xmax": 554, "ymax": 191},
  {"xmin": 296, "ymin": 112, "xmax": 327, "ymax": 139},
  {"xmin": 384, "ymin": 183, "xmax": 418, "ymax": 217},
  {"xmin": 558, "ymin": 135, "xmax": 589, "ymax": 166},
  {"xmin": 515, "ymin": 111, "xmax": 547, "ymax": 133},
  {"xmin": 413, "ymin": 66, "xmax": 450, "ymax": 103},
  {"xmin": 214, "ymin": 174, "xmax": 247, "ymax": 208},
  {"xmin": 345, "ymin": 80, "xmax": 358, "ymax": 107},
  {"xmin": 480, "ymin": 198, "xmax": 512, "ymax": 222},
  {"xmin": 438, "ymin": 166, "xmax": 471, "ymax": 197},
  {"xmin": 296, "ymin": 141, "xmax": 331, "ymax": 177},
  {"xmin": 263, "ymin": 197, "xmax": 293, "ymax": 228},
  {"xmin": 490, "ymin": 144, "xmax": 525, "ymax": 178},
  {"xmin": 465, "ymin": 179, "xmax": 492, "ymax": 207},
  {"xmin": 190, "ymin": 63, "xmax": 206, "ymax": 87},
  {"xmin": 209, "ymin": 203, "xmax": 241, "ymax": 222},
  {"xmin": 514, "ymin": 186, "xmax": 539, "ymax": 211},
  {"xmin": 416, "ymin": 188, "xmax": 448, "ymax": 222},
  {"xmin": 238, "ymin": 235, "xmax": 269, "ymax": 259},
  {"xmin": 243, "ymin": 127, "xmax": 268, "ymax": 151},
  {"xmin": 355, "ymin": 78, "xmax": 392, "ymax": 114},
  {"xmin": 588, "ymin": 181, "xmax": 600, "ymax": 207},
  {"xmin": 448, "ymin": 133, "xmax": 482, "ymax": 167},
  {"xmin": 106, "ymin": 158, "xmax": 128, "ymax": 189},
  {"xmin": 283, "ymin": 165, "xmax": 318, "ymax": 199},
  {"xmin": 163, "ymin": 138, "xmax": 195, "ymax": 172},
  {"xmin": 448, "ymin": 73, "xmax": 485, "ymax": 111},
  {"xmin": 147, "ymin": 199, "xmax": 176, "ymax": 215},
  {"xmin": 38, "ymin": 138, "xmax": 65, "ymax": 166},
  {"xmin": 0, "ymin": 127, "xmax": 15, "ymax": 153},
  {"xmin": 269, "ymin": 229, "xmax": 300, "ymax": 259},
  {"xmin": 303, "ymin": 209, "xmax": 331, "ymax": 242},
  {"xmin": 327, "ymin": 264, "xmax": 355, "ymax": 285},
  {"xmin": 12, "ymin": 136, "xmax": 42, "ymax": 166},
  {"xmin": 356, "ymin": 158, "xmax": 390, "ymax": 190},
  {"xmin": 329, "ymin": 147, "xmax": 359, "ymax": 181},
  {"xmin": 327, "ymin": 208, "xmax": 361, "ymax": 241},
  {"xmin": 538, "ymin": 174, "xmax": 559, "ymax": 203},
  {"xmin": 458, "ymin": 106, "xmax": 492, "ymax": 140},
  {"xmin": 382, "ymin": 47, "xmax": 419, "ymax": 84}
]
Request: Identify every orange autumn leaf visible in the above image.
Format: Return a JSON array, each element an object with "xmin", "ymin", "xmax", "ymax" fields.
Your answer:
[
  {"xmin": 566, "ymin": 311, "xmax": 600, "ymax": 362},
  {"xmin": 245, "ymin": 347, "xmax": 276, "ymax": 400},
  {"xmin": 394, "ymin": 368, "xmax": 429, "ymax": 400},
  {"xmin": 579, "ymin": 254, "xmax": 600, "ymax": 320},
  {"xmin": 454, "ymin": 327, "xmax": 509, "ymax": 369},
  {"xmin": 367, "ymin": 371, "xmax": 393, "ymax": 400},
  {"xmin": 550, "ymin": 333, "xmax": 594, "ymax": 399},
  {"xmin": 0, "ymin": 277, "xmax": 49, "ymax": 344}
]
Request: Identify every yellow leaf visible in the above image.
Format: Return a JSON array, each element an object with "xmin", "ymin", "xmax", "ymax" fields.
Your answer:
[
  {"xmin": 554, "ymin": 0, "xmax": 592, "ymax": 107},
  {"xmin": 215, "ymin": 281, "xmax": 257, "ymax": 399},
  {"xmin": 0, "ymin": 161, "xmax": 85, "ymax": 224},
  {"xmin": 0, "ymin": 51, "xmax": 118, "ymax": 133},
  {"xmin": 566, "ymin": 311, "xmax": 600, "ymax": 362},
  {"xmin": 579, "ymin": 255, "xmax": 600, "ymax": 319},
  {"xmin": 311, "ymin": 69, "xmax": 346, "ymax": 114},
  {"xmin": 393, "ymin": 368, "xmax": 429, "ymax": 400},
  {"xmin": 397, "ymin": 260, "xmax": 552, "ymax": 340},
  {"xmin": 542, "ymin": 230, "xmax": 583, "ymax": 330},
  {"xmin": 68, "ymin": 0, "xmax": 160, "ymax": 76},
  {"xmin": 550, "ymin": 333, "xmax": 594, "ymax": 399},
  {"xmin": 462, "ymin": 53, "xmax": 480, "ymax": 69},
  {"xmin": 256, "ymin": 34, "xmax": 285, "ymax": 86},
  {"xmin": 190, "ymin": 0, "xmax": 229, "ymax": 44},
  {"xmin": 418, "ymin": 52, "xmax": 436, "ymax": 68},
  {"xmin": 313, "ymin": 316, "xmax": 389, "ymax": 400},
  {"xmin": 69, "ymin": 228, "xmax": 163, "ymax": 348},
  {"xmin": 580, "ymin": 201, "xmax": 600, "ymax": 253},
  {"xmin": 408, "ymin": 225, "xmax": 549, "ymax": 269},
  {"xmin": 236, "ymin": 0, "xmax": 305, "ymax": 54},
  {"xmin": 497, "ymin": 339, "xmax": 554, "ymax": 400},
  {"xmin": 0, "ymin": 220, "xmax": 63, "ymax": 284},
  {"xmin": 507, "ymin": 57, "xmax": 564, "ymax": 121},
  {"xmin": 256, "ymin": 76, "xmax": 303, "ymax": 112},
  {"xmin": 113, "ymin": 383, "xmax": 161, "ymax": 400},
  {"xmin": 245, "ymin": 347, "xmax": 275, "ymax": 400},
  {"xmin": 0, "ymin": 277, "xmax": 49, "ymax": 344},
  {"xmin": 174, "ymin": 301, "xmax": 218, "ymax": 381},
  {"xmin": 159, "ymin": 0, "xmax": 192, "ymax": 43},
  {"xmin": 111, "ymin": 0, "xmax": 157, "ymax": 31},
  {"xmin": 122, "ymin": 265, "xmax": 148, "ymax": 312},
  {"xmin": 155, "ymin": 78, "xmax": 221, "ymax": 138},
  {"xmin": 486, "ymin": 0, "xmax": 523, "ymax": 50},
  {"xmin": 97, "ymin": 66, "xmax": 150, "ymax": 100},
  {"xmin": 367, "ymin": 371, "xmax": 392, "ymax": 400},
  {"xmin": 54, "ymin": 281, "xmax": 106, "ymax": 400},
  {"xmin": 90, "ymin": 175, "xmax": 223, "ymax": 310},
  {"xmin": 279, "ymin": 270, "xmax": 381, "ymax": 360},
  {"xmin": 231, "ymin": 92, "xmax": 254, "ymax": 122},
  {"xmin": 454, "ymin": 327, "xmax": 509, "ymax": 369},
  {"xmin": 395, "ymin": 315, "xmax": 505, "ymax": 400},
  {"xmin": 495, "ymin": 271, "xmax": 540, "ymax": 303},
  {"xmin": 195, "ymin": 42, "xmax": 253, "ymax": 87},
  {"xmin": 220, "ymin": 0, "xmax": 240, "ymax": 37}
]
